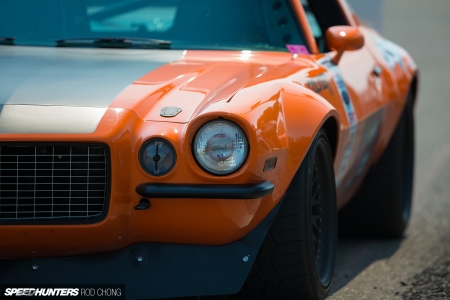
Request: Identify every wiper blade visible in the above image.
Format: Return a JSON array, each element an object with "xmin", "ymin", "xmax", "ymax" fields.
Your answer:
[
  {"xmin": 55, "ymin": 37, "xmax": 171, "ymax": 49},
  {"xmin": 0, "ymin": 37, "xmax": 15, "ymax": 45}
]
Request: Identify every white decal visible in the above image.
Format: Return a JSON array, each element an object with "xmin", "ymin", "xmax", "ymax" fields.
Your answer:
[
  {"xmin": 286, "ymin": 44, "xmax": 310, "ymax": 55},
  {"xmin": 319, "ymin": 57, "xmax": 357, "ymax": 126},
  {"xmin": 318, "ymin": 56, "xmax": 358, "ymax": 186},
  {"xmin": 336, "ymin": 124, "xmax": 357, "ymax": 187},
  {"xmin": 375, "ymin": 36, "xmax": 416, "ymax": 71},
  {"xmin": 344, "ymin": 113, "xmax": 383, "ymax": 188},
  {"xmin": 355, "ymin": 118, "xmax": 381, "ymax": 177}
]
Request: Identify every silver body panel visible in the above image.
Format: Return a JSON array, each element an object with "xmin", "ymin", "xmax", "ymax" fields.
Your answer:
[{"xmin": 0, "ymin": 46, "xmax": 183, "ymax": 133}]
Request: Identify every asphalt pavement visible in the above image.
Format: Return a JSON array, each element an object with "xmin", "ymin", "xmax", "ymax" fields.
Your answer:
[{"xmin": 329, "ymin": 0, "xmax": 450, "ymax": 299}]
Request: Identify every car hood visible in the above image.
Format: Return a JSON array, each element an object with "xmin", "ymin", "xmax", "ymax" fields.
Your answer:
[
  {"xmin": 0, "ymin": 46, "xmax": 185, "ymax": 108},
  {"xmin": 0, "ymin": 46, "xmax": 293, "ymax": 133}
]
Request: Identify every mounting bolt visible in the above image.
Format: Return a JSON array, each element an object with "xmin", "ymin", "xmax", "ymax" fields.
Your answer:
[
  {"xmin": 136, "ymin": 256, "xmax": 145, "ymax": 262},
  {"xmin": 243, "ymin": 255, "xmax": 250, "ymax": 262},
  {"xmin": 31, "ymin": 264, "xmax": 39, "ymax": 270}
]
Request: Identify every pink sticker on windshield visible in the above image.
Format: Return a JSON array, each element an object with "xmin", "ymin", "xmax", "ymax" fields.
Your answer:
[{"xmin": 286, "ymin": 45, "xmax": 310, "ymax": 55}]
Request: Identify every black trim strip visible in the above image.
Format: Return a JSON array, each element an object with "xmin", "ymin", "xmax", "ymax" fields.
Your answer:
[{"xmin": 136, "ymin": 180, "xmax": 274, "ymax": 199}]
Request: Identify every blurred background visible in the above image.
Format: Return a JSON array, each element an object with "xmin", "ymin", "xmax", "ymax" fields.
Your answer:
[{"xmin": 347, "ymin": 0, "xmax": 384, "ymax": 33}]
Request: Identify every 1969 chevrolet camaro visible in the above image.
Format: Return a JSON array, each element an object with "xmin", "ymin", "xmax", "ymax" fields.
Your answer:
[{"xmin": 0, "ymin": 0, "xmax": 417, "ymax": 299}]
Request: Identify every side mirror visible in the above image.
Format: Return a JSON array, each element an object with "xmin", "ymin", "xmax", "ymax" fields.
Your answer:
[{"xmin": 325, "ymin": 26, "xmax": 364, "ymax": 65}]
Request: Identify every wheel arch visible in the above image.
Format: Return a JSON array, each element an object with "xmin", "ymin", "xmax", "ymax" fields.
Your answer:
[
  {"xmin": 195, "ymin": 81, "xmax": 341, "ymax": 235},
  {"xmin": 322, "ymin": 116, "xmax": 339, "ymax": 160},
  {"xmin": 221, "ymin": 80, "xmax": 341, "ymax": 178},
  {"xmin": 277, "ymin": 82, "xmax": 340, "ymax": 189},
  {"xmin": 410, "ymin": 72, "xmax": 419, "ymax": 106}
]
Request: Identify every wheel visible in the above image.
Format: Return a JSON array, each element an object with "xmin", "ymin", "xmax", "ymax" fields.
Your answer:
[
  {"xmin": 235, "ymin": 128, "xmax": 337, "ymax": 300},
  {"xmin": 338, "ymin": 89, "xmax": 415, "ymax": 238}
]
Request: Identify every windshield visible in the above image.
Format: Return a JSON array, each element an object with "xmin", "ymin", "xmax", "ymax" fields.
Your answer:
[{"xmin": 0, "ymin": 0, "xmax": 306, "ymax": 51}]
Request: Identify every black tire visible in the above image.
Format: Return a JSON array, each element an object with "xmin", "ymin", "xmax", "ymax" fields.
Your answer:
[
  {"xmin": 235, "ymin": 129, "xmax": 337, "ymax": 300},
  {"xmin": 338, "ymin": 90, "xmax": 415, "ymax": 238}
]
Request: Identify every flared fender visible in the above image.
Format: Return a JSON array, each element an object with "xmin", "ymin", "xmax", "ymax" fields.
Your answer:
[
  {"xmin": 244, "ymin": 83, "xmax": 340, "ymax": 197},
  {"xmin": 195, "ymin": 81, "xmax": 340, "ymax": 211},
  {"xmin": 278, "ymin": 82, "xmax": 340, "ymax": 172}
]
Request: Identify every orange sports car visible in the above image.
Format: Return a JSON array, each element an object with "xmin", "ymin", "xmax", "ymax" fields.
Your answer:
[{"xmin": 0, "ymin": 0, "xmax": 417, "ymax": 299}]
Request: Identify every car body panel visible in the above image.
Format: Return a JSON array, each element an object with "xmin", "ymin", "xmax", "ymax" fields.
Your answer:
[
  {"xmin": 0, "ymin": 0, "xmax": 417, "ymax": 264},
  {"xmin": 0, "ymin": 46, "xmax": 184, "ymax": 107},
  {"xmin": 0, "ymin": 200, "xmax": 284, "ymax": 299},
  {"xmin": 0, "ymin": 49, "xmax": 342, "ymax": 258}
]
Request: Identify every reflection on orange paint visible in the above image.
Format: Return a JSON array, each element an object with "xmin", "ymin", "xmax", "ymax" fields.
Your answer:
[{"xmin": 0, "ymin": 0, "xmax": 417, "ymax": 258}]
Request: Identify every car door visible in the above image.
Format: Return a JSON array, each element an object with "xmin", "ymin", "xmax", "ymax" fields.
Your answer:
[{"xmin": 301, "ymin": 0, "xmax": 386, "ymax": 205}]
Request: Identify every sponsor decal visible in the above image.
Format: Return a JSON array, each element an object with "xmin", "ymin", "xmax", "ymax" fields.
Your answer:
[
  {"xmin": 344, "ymin": 110, "xmax": 383, "ymax": 188},
  {"xmin": 318, "ymin": 57, "xmax": 357, "ymax": 126},
  {"xmin": 286, "ymin": 44, "xmax": 310, "ymax": 55},
  {"xmin": 317, "ymin": 56, "xmax": 358, "ymax": 186},
  {"xmin": 375, "ymin": 36, "xmax": 416, "ymax": 71},
  {"xmin": 336, "ymin": 124, "xmax": 357, "ymax": 187},
  {"xmin": 305, "ymin": 74, "xmax": 333, "ymax": 94}
]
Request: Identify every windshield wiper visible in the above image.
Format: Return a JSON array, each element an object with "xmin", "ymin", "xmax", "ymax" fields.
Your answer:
[
  {"xmin": 0, "ymin": 37, "xmax": 15, "ymax": 45},
  {"xmin": 55, "ymin": 37, "xmax": 170, "ymax": 49}
]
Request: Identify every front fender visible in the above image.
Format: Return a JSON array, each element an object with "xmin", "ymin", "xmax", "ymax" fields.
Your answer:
[
  {"xmin": 195, "ymin": 80, "xmax": 340, "ymax": 223},
  {"xmin": 251, "ymin": 81, "xmax": 340, "ymax": 201}
]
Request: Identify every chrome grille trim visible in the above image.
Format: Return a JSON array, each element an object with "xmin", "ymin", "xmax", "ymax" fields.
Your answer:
[{"xmin": 0, "ymin": 143, "xmax": 110, "ymax": 223}]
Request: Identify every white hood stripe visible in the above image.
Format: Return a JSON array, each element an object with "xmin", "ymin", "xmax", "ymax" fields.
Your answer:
[
  {"xmin": 0, "ymin": 105, "xmax": 107, "ymax": 134},
  {"xmin": 0, "ymin": 46, "xmax": 184, "ymax": 107},
  {"xmin": 0, "ymin": 46, "xmax": 184, "ymax": 134}
]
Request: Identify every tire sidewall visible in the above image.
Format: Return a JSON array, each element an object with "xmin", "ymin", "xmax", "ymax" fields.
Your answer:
[{"xmin": 304, "ymin": 129, "xmax": 337, "ymax": 299}]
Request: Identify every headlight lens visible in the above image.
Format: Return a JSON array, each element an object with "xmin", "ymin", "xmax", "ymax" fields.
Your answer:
[
  {"xmin": 139, "ymin": 138, "xmax": 176, "ymax": 176},
  {"xmin": 193, "ymin": 120, "xmax": 248, "ymax": 175}
]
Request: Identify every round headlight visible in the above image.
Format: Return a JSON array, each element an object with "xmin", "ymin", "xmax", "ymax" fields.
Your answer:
[
  {"xmin": 193, "ymin": 120, "xmax": 248, "ymax": 175},
  {"xmin": 139, "ymin": 138, "xmax": 176, "ymax": 176}
]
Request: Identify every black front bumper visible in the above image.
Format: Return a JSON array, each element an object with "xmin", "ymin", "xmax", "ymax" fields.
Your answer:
[
  {"xmin": 135, "ymin": 180, "xmax": 274, "ymax": 199},
  {"xmin": 0, "ymin": 198, "xmax": 283, "ymax": 299}
]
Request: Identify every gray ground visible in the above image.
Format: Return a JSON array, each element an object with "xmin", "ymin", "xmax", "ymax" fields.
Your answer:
[{"xmin": 329, "ymin": 0, "xmax": 450, "ymax": 299}]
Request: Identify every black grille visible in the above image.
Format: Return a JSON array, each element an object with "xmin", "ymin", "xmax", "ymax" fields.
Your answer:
[{"xmin": 0, "ymin": 144, "xmax": 110, "ymax": 223}]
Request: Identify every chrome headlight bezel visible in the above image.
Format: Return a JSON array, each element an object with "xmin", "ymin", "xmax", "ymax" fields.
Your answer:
[
  {"xmin": 139, "ymin": 138, "xmax": 177, "ymax": 177},
  {"xmin": 192, "ymin": 119, "xmax": 249, "ymax": 176}
]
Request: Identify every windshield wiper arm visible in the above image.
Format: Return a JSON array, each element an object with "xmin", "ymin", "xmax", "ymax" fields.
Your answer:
[
  {"xmin": 0, "ymin": 37, "xmax": 15, "ymax": 45},
  {"xmin": 55, "ymin": 37, "xmax": 171, "ymax": 49}
]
